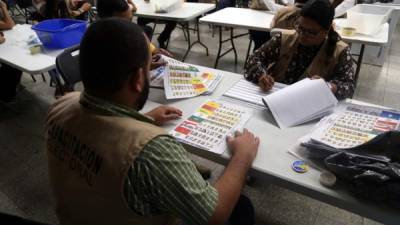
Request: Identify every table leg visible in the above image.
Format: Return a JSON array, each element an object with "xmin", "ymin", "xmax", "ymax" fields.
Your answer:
[
  {"xmin": 214, "ymin": 26, "xmax": 223, "ymax": 68},
  {"xmin": 181, "ymin": 19, "xmax": 210, "ymax": 62},
  {"xmin": 213, "ymin": 26, "xmax": 249, "ymax": 69},
  {"xmin": 181, "ymin": 22, "xmax": 192, "ymax": 62},
  {"xmin": 230, "ymin": 28, "xmax": 238, "ymax": 65},
  {"xmin": 245, "ymin": 38, "xmax": 252, "ymax": 66},
  {"xmin": 354, "ymin": 44, "xmax": 365, "ymax": 86}
]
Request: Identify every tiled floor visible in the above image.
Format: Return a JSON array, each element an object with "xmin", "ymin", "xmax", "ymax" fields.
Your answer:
[{"xmin": 1, "ymin": 19, "xmax": 399, "ymax": 225}]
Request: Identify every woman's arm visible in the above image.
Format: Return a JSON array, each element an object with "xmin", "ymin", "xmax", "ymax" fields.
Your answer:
[
  {"xmin": 328, "ymin": 46, "xmax": 355, "ymax": 100},
  {"xmin": 244, "ymin": 32, "xmax": 281, "ymax": 84},
  {"xmin": 0, "ymin": 0, "xmax": 15, "ymax": 30}
]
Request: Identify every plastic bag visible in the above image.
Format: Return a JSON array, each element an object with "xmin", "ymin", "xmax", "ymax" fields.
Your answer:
[
  {"xmin": 325, "ymin": 152, "xmax": 400, "ymax": 208},
  {"xmin": 304, "ymin": 131, "xmax": 400, "ymax": 208}
]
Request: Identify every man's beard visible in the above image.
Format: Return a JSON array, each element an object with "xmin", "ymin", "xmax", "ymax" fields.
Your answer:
[{"xmin": 136, "ymin": 76, "xmax": 150, "ymax": 111}]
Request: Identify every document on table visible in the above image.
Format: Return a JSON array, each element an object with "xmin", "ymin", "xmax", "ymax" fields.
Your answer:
[
  {"xmin": 151, "ymin": 56, "xmax": 223, "ymax": 98},
  {"xmin": 222, "ymin": 78, "xmax": 287, "ymax": 107},
  {"xmin": 307, "ymin": 103, "xmax": 400, "ymax": 149},
  {"xmin": 262, "ymin": 78, "xmax": 338, "ymax": 128},
  {"xmin": 164, "ymin": 65, "xmax": 207, "ymax": 99},
  {"xmin": 169, "ymin": 99, "xmax": 253, "ymax": 154}
]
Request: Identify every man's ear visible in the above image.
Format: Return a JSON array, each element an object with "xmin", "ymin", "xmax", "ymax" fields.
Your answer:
[{"xmin": 129, "ymin": 68, "xmax": 145, "ymax": 93}]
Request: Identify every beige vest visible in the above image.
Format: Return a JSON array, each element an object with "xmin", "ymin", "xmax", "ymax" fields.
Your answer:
[
  {"xmin": 271, "ymin": 6, "xmax": 300, "ymax": 29},
  {"xmin": 45, "ymin": 92, "xmax": 176, "ymax": 225},
  {"xmin": 271, "ymin": 30, "xmax": 348, "ymax": 82}
]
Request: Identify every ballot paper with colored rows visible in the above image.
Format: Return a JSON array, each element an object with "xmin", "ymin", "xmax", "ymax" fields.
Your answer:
[
  {"xmin": 308, "ymin": 104, "xmax": 400, "ymax": 149},
  {"xmin": 150, "ymin": 56, "xmax": 223, "ymax": 99},
  {"xmin": 170, "ymin": 99, "xmax": 253, "ymax": 154}
]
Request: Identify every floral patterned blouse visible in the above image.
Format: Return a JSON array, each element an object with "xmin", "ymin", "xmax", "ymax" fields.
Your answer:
[{"xmin": 244, "ymin": 33, "xmax": 355, "ymax": 100}]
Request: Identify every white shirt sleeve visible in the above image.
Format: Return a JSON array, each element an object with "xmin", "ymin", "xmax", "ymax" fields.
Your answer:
[
  {"xmin": 334, "ymin": 0, "xmax": 355, "ymax": 18},
  {"xmin": 262, "ymin": 0, "xmax": 286, "ymax": 12}
]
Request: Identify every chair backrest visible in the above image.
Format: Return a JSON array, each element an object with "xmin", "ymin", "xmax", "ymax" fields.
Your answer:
[{"xmin": 56, "ymin": 45, "xmax": 81, "ymax": 88}]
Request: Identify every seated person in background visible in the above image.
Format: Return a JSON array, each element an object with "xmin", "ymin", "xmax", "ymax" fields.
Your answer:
[
  {"xmin": 31, "ymin": 0, "xmax": 47, "ymax": 21},
  {"xmin": 244, "ymin": 0, "xmax": 355, "ymax": 100},
  {"xmin": 64, "ymin": 0, "xmax": 92, "ymax": 20},
  {"xmin": 96, "ymin": 0, "xmax": 172, "ymax": 70},
  {"xmin": 271, "ymin": 0, "xmax": 308, "ymax": 29},
  {"xmin": 249, "ymin": 0, "xmax": 294, "ymax": 50},
  {"xmin": 0, "ymin": 0, "xmax": 23, "ymax": 103},
  {"xmin": 45, "ymin": 18, "xmax": 259, "ymax": 225},
  {"xmin": 96, "ymin": 0, "xmax": 153, "ymax": 41},
  {"xmin": 137, "ymin": 0, "xmax": 177, "ymax": 49}
]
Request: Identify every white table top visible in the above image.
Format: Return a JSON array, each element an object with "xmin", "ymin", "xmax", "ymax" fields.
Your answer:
[
  {"xmin": 133, "ymin": 0, "xmax": 215, "ymax": 22},
  {"xmin": 200, "ymin": 7, "xmax": 389, "ymax": 46},
  {"xmin": 335, "ymin": 18, "xmax": 389, "ymax": 46},
  {"xmin": 146, "ymin": 64, "xmax": 400, "ymax": 225},
  {"xmin": 0, "ymin": 24, "xmax": 61, "ymax": 74},
  {"xmin": 199, "ymin": 7, "xmax": 275, "ymax": 32}
]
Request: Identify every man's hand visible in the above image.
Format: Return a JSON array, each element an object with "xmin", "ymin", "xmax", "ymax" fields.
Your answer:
[
  {"xmin": 0, "ymin": 36, "xmax": 5, "ymax": 44},
  {"xmin": 258, "ymin": 73, "xmax": 274, "ymax": 92},
  {"xmin": 153, "ymin": 48, "xmax": 173, "ymax": 58},
  {"xmin": 81, "ymin": 2, "xmax": 91, "ymax": 12},
  {"xmin": 145, "ymin": 106, "xmax": 182, "ymax": 126},
  {"xmin": 150, "ymin": 54, "xmax": 167, "ymax": 70},
  {"xmin": 226, "ymin": 128, "xmax": 260, "ymax": 162}
]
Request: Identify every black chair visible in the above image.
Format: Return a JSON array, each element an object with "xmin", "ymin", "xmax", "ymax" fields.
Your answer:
[
  {"xmin": 55, "ymin": 45, "xmax": 81, "ymax": 95},
  {"xmin": 15, "ymin": 0, "xmax": 37, "ymax": 23}
]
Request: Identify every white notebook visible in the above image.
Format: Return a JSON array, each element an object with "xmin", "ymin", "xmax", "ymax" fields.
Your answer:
[{"xmin": 262, "ymin": 78, "xmax": 338, "ymax": 128}]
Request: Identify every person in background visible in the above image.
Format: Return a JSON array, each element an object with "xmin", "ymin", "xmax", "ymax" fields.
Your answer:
[
  {"xmin": 96, "ymin": 0, "xmax": 173, "ymax": 70},
  {"xmin": 270, "ymin": 0, "xmax": 308, "ymax": 29},
  {"xmin": 64, "ymin": 0, "xmax": 92, "ymax": 19},
  {"xmin": 96, "ymin": 0, "xmax": 153, "ymax": 41},
  {"xmin": 31, "ymin": 0, "xmax": 47, "ymax": 20},
  {"xmin": 45, "ymin": 18, "xmax": 259, "ymax": 225},
  {"xmin": 0, "ymin": 0, "xmax": 23, "ymax": 103},
  {"xmin": 244, "ymin": 0, "xmax": 355, "ymax": 100},
  {"xmin": 249, "ymin": 0, "xmax": 294, "ymax": 50},
  {"xmin": 137, "ymin": 0, "xmax": 177, "ymax": 49}
]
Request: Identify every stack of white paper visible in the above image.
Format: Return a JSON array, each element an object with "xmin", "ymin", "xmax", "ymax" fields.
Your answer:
[{"xmin": 262, "ymin": 78, "xmax": 338, "ymax": 128}]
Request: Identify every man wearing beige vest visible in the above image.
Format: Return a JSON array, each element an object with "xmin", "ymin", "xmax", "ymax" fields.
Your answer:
[
  {"xmin": 45, "ymin": 18, "xmax": 260, "ymax": 225},
  {"xmin": 244, "ymin": 0, "xmax": 355, "ymax": 100}
]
